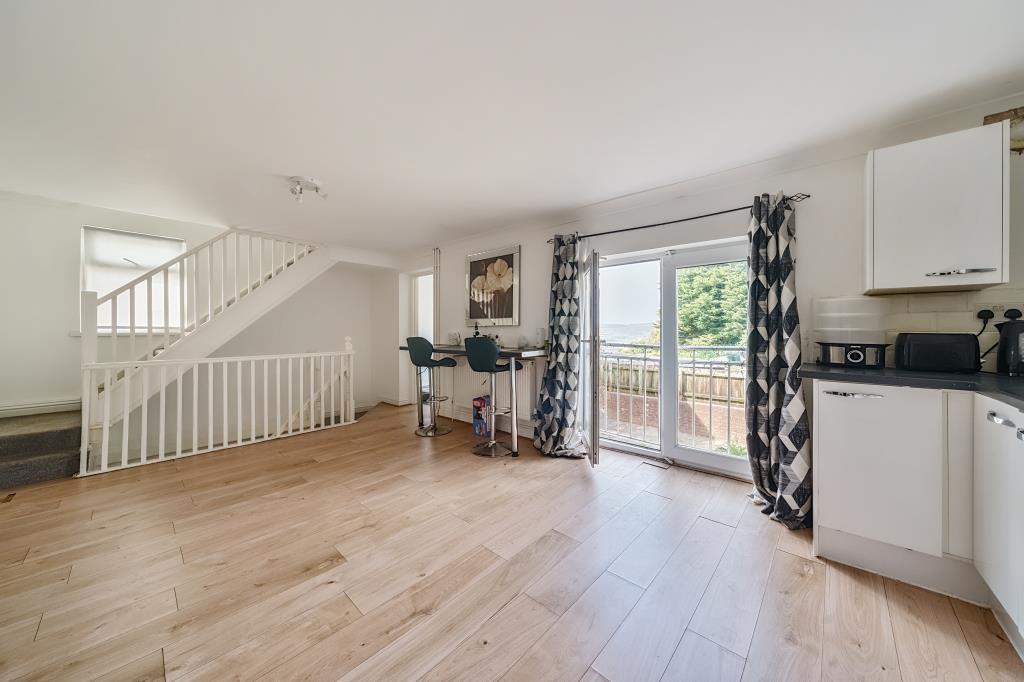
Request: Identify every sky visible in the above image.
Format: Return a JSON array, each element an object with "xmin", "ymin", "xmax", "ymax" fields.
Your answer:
[{"xmin": 600, "ymin": 260, "xmax": 660, "ymax": 325}]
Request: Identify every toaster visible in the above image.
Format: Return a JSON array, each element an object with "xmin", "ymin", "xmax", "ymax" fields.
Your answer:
[{"xmin": 894, "ymin": 333, "xmax": 980, "ymax": 373}]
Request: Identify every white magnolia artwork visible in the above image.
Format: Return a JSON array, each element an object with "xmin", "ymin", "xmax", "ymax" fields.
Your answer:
[{"xmin": 465, "ymin": 245, "xmax": 520, "ymax": 326}]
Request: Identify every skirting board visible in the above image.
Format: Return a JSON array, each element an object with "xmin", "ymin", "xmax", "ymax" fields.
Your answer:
[
  {"xmin": 0, "ymin": 398, "xmax": 80, "ymax": 419},
  {"xmin": 377, "ymin": 397, "xmax": 413, "ymax": 407},
  {"xmin": 991, "ymin": 594, "xmax": 1024, "ymax": 662},
  {"xmin": 815, "ymin": 526, "xmax": 990, "ymax": 605}
]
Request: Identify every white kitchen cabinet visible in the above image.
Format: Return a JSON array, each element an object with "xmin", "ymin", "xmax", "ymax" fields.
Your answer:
[
  {"xmin": 865, "ymin": 120, "xmax": 1009, "ymax": 293},
  {"xmin": 815, "ymin": 381, "xmax": 944, "ymax": 556},
  {"xmin": 973, "ymin": 394, "xmax": 1023, "ymax": 629},
  {"xmin": 945, "ymin": 390, "xmax": 974, "ymax": 560}
]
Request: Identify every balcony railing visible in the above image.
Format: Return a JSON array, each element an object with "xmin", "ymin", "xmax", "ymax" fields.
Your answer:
[{"xmin": 598, "ymin": 342, "xmax": 746, "ymax": 457}]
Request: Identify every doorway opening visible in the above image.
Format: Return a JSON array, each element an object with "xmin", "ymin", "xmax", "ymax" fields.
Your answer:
[
  {"xmin": 597, "ymin": 240, "xmax": 749, "ymax": 478},
  {"xmin": 412, "ymin": 272, "xmax": 434, "ymax": 396}
]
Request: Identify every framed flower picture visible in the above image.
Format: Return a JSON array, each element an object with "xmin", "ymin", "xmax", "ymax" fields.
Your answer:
[{"xmin": 465, "ymin": 245, "xmax": 520, "ymax": 327}]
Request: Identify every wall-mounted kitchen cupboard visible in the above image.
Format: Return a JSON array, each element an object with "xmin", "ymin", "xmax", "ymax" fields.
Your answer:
[{"xmin": 865, "ymin": 120, "xmax": 1010, "ymax": 293}]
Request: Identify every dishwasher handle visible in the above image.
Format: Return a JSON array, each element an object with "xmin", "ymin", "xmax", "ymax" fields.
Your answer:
[{"xmin": 822, "ymin": 390, "xmax": 884, "ymax": 399}]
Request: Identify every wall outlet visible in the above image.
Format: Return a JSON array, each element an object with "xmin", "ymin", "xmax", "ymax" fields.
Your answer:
[{"xmin": 990, "ymin": 304, "xmax": 1005, "ymax": 314}]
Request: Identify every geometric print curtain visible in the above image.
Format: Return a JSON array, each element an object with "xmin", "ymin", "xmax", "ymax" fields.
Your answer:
[
  {"xmin": 745, "ymin": 192, "xmax": 812, "ymax": 529},
  {"xmin": 534, "ymin": 234, "xmax": 585, "ymax": 457}
]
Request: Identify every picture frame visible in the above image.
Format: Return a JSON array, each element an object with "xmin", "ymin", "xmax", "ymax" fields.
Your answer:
[{"xmin": 465, "ymin": 244, "xmax": 520, "ymax": 327}]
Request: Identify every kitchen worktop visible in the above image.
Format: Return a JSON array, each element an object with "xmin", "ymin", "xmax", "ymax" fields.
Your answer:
[
  {"xmin": 800, "ymin": 363, "xmax": 1024, "ymax": 412},
  {"xmin": 398, "ymin": 344, "xmax": 547, "ymax": 359}
]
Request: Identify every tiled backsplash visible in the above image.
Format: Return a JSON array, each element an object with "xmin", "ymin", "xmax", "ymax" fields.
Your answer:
[
  {"xmin": 884, "ymin": 288, "xmax": 1024, "ymax": 372},
  {"xmin": 810, "ymin": 289, "xmax": 1024, "ymax": 372}
]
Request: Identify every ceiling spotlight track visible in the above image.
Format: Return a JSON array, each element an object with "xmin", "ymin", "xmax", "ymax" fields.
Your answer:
[{"xmin": 289, "ymin": 176, "xmax": 327, "ymax": 203}]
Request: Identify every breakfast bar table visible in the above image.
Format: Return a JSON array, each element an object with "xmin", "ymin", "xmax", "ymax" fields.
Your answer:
[{"xmin": 398, "ymin": 344, "xmax": 547, "ymax": 454}]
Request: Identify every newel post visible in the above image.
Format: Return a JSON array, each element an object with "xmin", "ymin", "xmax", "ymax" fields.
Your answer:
[
  {"xmin": 81, "ymin": 291, "xmax": 98, "ymax": 365},
  {"xmin": 80, "ymin": 291, "xmax": 98, "ymax": 475},
  {"xmin": 344, "ymin": 336, "xmax": 355, "ymax": 422}
]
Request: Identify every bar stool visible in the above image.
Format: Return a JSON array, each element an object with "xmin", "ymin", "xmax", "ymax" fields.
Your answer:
[
  {"xmin": 406, "ymin": 337, "xmax": 456, "ymax": 437},
  {"xmin": 465, "ymin": 337, "xmax": 523, "ymax": 457}
]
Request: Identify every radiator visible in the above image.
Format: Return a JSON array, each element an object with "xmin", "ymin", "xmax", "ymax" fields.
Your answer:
[{"xmin": 432, "ymin": 357, "xmax": 539, "ymax": 433}]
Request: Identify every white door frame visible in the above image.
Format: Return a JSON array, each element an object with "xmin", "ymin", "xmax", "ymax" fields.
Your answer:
[
  {"xmin": 660, "ymin": 239, "xmax": 751, "ymax": 479},
  {"xmin": 580, "ymin": 247, "xmax": 601, "ymax": 466},
  {"xmin": 408, "ymin": 271, "xmax": 435, "ymax": 404}
]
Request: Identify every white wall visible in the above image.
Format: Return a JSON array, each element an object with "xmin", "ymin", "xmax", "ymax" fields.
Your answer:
[
  {"xmin": 213, "ymin": 262, "xmax": 379, "ymax": 410},
  {"xmin": 369, "ymin": 269, "xmax": 413, "ymax": 406},
  {"xmin": 0, "ymin": 190, "xmax": 223, "ymax": 415},
  {"xmin": 404, "ymin": 92, "xmax": 1024, "ymax": 425}
]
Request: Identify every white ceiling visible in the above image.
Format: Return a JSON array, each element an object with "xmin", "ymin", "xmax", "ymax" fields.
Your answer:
[{"xmin": 1, "ymin": 1, "xmax": 1022, "ymax": 251}]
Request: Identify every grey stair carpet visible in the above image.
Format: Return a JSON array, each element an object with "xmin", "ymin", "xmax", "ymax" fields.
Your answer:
[{"xmin": 0, "ymin": 412, "xmax": 80, "ymax": 489}]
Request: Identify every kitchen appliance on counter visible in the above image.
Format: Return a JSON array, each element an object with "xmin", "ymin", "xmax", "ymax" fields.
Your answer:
[
  {"xmin": 813, "ymin": 296, "xmax": 890, "ymax": 369},
  {"xmin": 995, "ymin": 314, "xmax": 1024, "ymax": 376},
  {"xmin": 894, "ymin": 333, "xmax": 980, "ymax": 373},
  {"xmin": 816, "ymin": 342, "xmax": 888, "ymax": 368}
]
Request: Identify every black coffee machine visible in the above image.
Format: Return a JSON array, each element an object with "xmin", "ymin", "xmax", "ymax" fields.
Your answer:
[{"xmin": 996, "ymin": 309, "xmax": 1024, "ymax": 376}]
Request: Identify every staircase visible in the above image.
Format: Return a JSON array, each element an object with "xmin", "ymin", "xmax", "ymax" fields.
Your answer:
[
  {"xmin": 70, "ymin": 227, "xmax": 362, "ymax": 486},
  {"xmin": 0, "ymin": 412, "xmax": 80, "ymax": 488},
  {"xmin": 83, "ymin": 229, "xmax": 332, "ymax": 367},
  {"xmin": 0, "ymin": 227, "xmax": 359, "ymax": 489}
]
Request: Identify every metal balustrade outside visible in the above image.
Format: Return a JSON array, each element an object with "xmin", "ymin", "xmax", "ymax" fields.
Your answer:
[{"xmin": 598, "ymin": 342, "xmax": 746, "ymax": 457}]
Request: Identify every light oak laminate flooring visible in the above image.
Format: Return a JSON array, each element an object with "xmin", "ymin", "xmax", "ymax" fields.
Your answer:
[{"xmin": 0, "ymin": 404, "xmax": 1020, "ymax": 681}]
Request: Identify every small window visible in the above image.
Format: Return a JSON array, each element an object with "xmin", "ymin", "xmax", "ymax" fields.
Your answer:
[{"xmin": 81, "ymin": 226, "xmax": 186, "ymax": 330}]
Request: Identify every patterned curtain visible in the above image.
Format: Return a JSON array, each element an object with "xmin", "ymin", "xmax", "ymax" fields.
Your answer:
[
  {"xmin": 534, "ymin": 234, "xmax": 585, "ymax": 457},
  {"xmin": 745, "ymin": 192, "xmax": 812, "ymax": 529}
]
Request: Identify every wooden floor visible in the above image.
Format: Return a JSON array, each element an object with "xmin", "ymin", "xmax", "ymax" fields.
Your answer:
[{"xmin": 1, "ymin": 405, "xmax": 1022, "ymax": 681}]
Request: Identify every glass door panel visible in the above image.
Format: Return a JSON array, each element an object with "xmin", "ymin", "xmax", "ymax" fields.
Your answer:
[
  {"xmin": 661, "ymin": 242, "xmax": 750, "ymax": 478},
  {"xmin": 597, "ymin": 259, "xmax": 661, "ymax": 452},
  {"xmin": 579, "ymin": 248, "xmax": 600, "ymax": 466}
]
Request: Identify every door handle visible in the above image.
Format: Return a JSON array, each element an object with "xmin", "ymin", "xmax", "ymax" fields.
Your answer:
[
  {"xmin": 823, "ymin": 390, "xmax": 883, "ymax": 399},
  {"xmin": 925, "ymin": 268, "xmax": 997, "ymax": 277},
  {"xmin": 1017, "ymin": 429, "xmax": 1024, "ymax": 442},
  {"xmin": 987, "ymin": 411, "xmax": 1016, "ymax": 428}
]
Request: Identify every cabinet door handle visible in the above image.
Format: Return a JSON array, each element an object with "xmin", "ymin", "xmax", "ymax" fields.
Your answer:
[
  {"xmin": 987, "ymin": 411, "xmax": 1017, "ymax": 428},
  {"xmin": 925, "ymin": 268, "xmax": 997, "ymax": 277},
  {"xmin": 823, "ymin": 390, "xmax": 883, "ymax": 399}
]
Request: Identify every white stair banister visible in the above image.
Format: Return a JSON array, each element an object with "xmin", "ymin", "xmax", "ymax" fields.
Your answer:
[
  {"xmin": 90, "ymin": 228, "xmax": 317, "ymax": 364},
  {"xmin": 79, "ymin": 350, "xmax": 358, "ymax": 476}
]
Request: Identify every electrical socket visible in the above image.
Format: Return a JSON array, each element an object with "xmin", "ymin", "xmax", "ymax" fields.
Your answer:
[{"xmin": 991, "ymin": 304, "xmax": 1006, "ymax": 314}]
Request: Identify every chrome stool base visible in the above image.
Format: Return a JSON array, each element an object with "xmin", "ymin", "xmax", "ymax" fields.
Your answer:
[
  {"xmin": 416, "ymin": 423, "xmax": 453, "ymax": 437},
  {"xmin": 473, "ymin": 441, "xmax": 517, "ymax": 458}
]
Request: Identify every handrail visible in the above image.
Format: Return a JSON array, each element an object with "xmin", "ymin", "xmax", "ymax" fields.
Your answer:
[
  {"xmin": 80, "ymin": 343, "xmax": 355, "ymax": 476},
  {"xmin": 83, "ymin": 349, "xmax": 353, "ymax": 370},
  {"xmin": 97, "ymin": 228, "xmax": 316, "ymax": 305},
  {"xmin": 85, "ymin": 228, "xmax": 321, "ymax": 365}
]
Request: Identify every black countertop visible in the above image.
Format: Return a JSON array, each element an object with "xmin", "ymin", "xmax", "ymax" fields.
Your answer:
[
  {"xmin": 800, "ymin": 364, "xmax": 1024, "ymax": 412},
  {"xmin": 398, "ymin": 344, "xmax": 547, "ymax": 359}
]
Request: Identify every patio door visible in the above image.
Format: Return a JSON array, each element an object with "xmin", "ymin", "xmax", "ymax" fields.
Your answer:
[
  {"xmin": 580, "ymin": 247, "xmax": 601, "ymax": 467},
  {"xmin": 661, "ymin": 240, "xmax": 750, "ymax": 478}
]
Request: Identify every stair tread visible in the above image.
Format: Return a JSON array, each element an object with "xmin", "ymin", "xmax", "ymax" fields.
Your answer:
[
  {"xmin": 0, "ymin": 449, "xmax": 78, "ymax": 488},
  {"xmin": 0, "ymin": 412, "xmax": 80, "ymax": 459},
  {"xmin": 0, "ymin": 412, "xmax": 80, "ymax": 438},
  {"xmin": 0, "ymin": 448, "xmax": 78, "ymax": 463}
]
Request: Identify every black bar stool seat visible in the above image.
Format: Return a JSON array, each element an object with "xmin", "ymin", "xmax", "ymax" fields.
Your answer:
[{"xmin": 407, "ymin": 337, "xmax": 456, "ymax": 437}]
